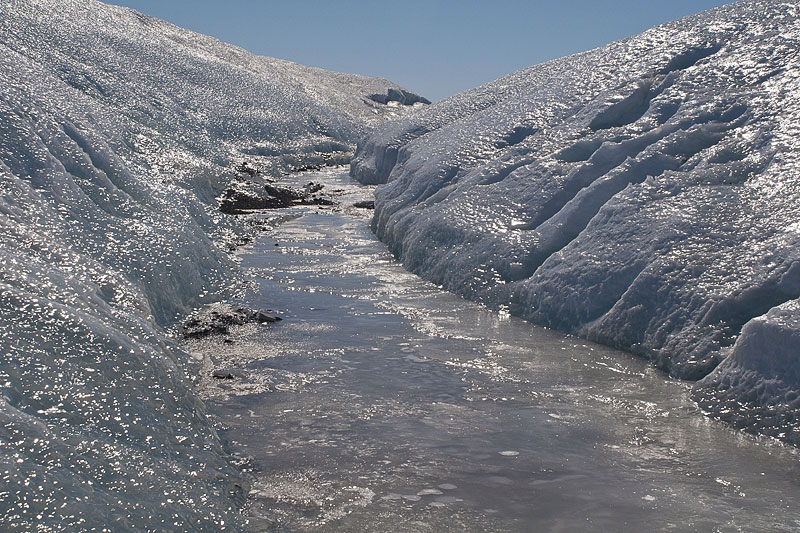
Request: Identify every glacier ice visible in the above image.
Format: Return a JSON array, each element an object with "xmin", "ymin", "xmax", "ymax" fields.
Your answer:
[
  {"xmin": 351, "ymin": 0, "xmax": 800, "ymax": 443},
  {"xmin": 0, "ymin": 0, "xmax": 425, "ymax": 529}
]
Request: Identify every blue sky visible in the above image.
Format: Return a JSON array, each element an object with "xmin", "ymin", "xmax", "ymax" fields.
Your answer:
[{"xmin": 108, "ymin": 0, "xmax": 733, "ymax": 102}]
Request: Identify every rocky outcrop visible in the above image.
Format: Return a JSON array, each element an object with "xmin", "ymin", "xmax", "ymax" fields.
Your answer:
[
  {"xmin": 219, "ymin": 179, "xmax": 333, "ymax": 214},
  {"xmin": 368, "ymin": 87, "xmax": 431, "ymax": 106},
  {"xmin": 183, "ymin": 302, "xmax": 281, "ymax": 338}
]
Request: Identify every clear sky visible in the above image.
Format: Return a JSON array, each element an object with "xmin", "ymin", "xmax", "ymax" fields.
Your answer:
[{"xmin": 108, "ymin": 0, "xmax": 734, "ymax": 102}]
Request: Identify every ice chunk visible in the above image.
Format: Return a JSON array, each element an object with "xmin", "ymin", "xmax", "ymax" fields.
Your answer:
[{"xmin": 695, "ymin": 300, "xmax": 800, "ymax": 445}]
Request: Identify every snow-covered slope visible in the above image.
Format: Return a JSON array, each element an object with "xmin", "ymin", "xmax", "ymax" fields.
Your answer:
[
  {"xmin": 0, "ymin": 0, "xmax": 424, "ymax": 529},
  {"xmin": 351, "ymin": 1, "xmax": 800, "ymax": 443}
]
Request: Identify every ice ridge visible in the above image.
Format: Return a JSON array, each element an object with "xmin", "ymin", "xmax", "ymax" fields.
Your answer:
[
  {"xmin": 351, "ymin": 0, "xmax": 800, "ymax": 444},
  {"xmin": 0, "ymin": 0, "xmax": 426, "ymax": 529}
]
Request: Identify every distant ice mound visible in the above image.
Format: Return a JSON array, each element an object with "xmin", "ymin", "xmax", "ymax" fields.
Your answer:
[
  {"xmin": 0, "ymin": 0, "xmax": 425, "ymax": 529},
  {"xmin": 351, "ymin": 1, "xmax": 800, "ymax": 443}
]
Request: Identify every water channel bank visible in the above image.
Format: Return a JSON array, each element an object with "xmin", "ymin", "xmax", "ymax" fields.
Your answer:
[{"xmin": 186, "ymin": 168, "xmax": 800, "ymax": 532}]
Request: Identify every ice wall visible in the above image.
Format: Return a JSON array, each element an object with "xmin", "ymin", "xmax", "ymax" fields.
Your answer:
[
  {"xmin": 0, "ymin": 0, "xmax": 425, "ymax": 529},
  {"xmin": 351, "ymin": 0, "xmax": 800, "ymax": 443}
]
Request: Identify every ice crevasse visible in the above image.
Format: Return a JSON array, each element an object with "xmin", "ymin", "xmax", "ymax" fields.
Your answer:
[
  {"xmin": 0, "ymin": 0, "xmax": 425, "ymax": 529},
  {"xmin": 351, "ymin": 0, "xmax": 800, "ymax": 444}
]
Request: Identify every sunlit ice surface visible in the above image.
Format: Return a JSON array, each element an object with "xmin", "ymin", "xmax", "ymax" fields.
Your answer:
[
  {"xmin": 0, "ymin": 0, "xmax": 423, "ymax": 528},
  {"xmin": 193, "ymin": 168, "xmax": 800, "ymax": 532},
  {"xmin": 351, "ymin": 0, "xmax": 800, "ymax": 444}
]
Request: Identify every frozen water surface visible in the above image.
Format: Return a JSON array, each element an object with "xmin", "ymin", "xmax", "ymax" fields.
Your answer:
[{"xmin": 197, "ymin": 169, "xmax": 800, "ymax": 532}]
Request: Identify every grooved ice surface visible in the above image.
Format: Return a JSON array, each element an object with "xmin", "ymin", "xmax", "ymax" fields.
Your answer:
[
  {"xmin": 351, "ymin": 1, "xmax": 800, "ymax": 443},
  {"xmin": 0, "ymin": 0, "xmax": 422, "ymax": 529}
]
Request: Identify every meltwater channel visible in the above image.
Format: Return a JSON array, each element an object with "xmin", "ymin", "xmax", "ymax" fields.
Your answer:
[{"xmin": 186, "ymin": 168, "xmax": 800, "ymax": 532}]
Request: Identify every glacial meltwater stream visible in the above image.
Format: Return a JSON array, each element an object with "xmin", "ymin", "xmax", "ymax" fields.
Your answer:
[{"xmin": 189, "ymin": 168, "xmax": 800, "ymax": 532}]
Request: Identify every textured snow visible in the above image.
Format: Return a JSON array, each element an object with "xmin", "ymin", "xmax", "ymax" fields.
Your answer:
[
  {"xmin": 0, "ymin": 0, "xmax": 423, "ymax": 529},
  {"xmin": 351, "ymin": 1, "xmax": 800, "ymax": 443}
]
